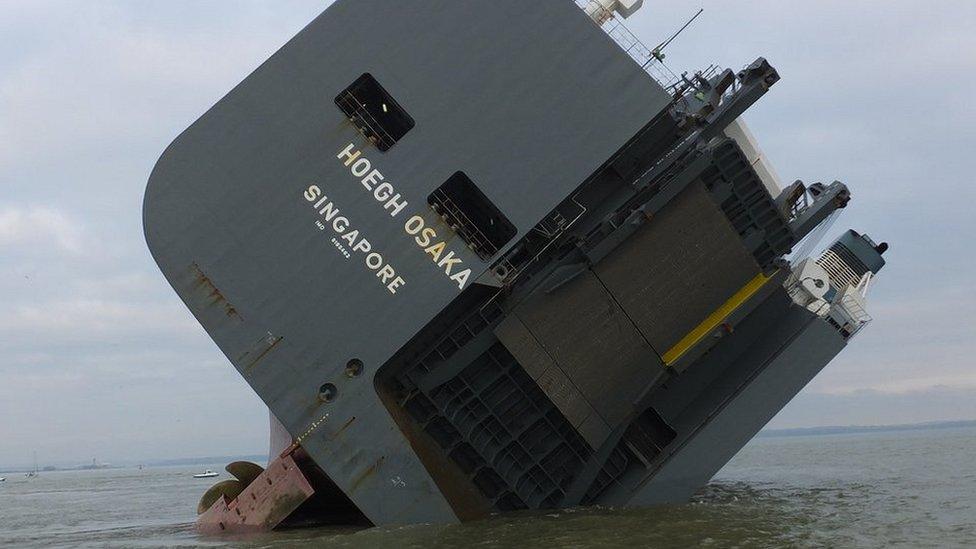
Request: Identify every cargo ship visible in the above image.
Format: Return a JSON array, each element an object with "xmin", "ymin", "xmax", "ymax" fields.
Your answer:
[{"xmin": 143, "ymin": 0, "xmax": 888, "ymax": 531}]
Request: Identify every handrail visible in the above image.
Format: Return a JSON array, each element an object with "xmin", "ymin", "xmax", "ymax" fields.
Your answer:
[{"xmin": 574, "ymin": 0, "xmax": 680, "ymax": 89}]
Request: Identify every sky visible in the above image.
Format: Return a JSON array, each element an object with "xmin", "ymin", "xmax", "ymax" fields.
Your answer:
[{"xmin": 0, "ymin": 1, "xmax": 973, "ymax": 468}]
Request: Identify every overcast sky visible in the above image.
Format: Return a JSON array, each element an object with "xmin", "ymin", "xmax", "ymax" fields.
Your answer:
[{"xmin": 1, "ymin": 1, "xmax": 974, "ymax": 468}]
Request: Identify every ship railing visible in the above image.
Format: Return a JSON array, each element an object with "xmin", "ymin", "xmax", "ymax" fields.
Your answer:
[
  {"xmin": 574, "ymin": 0, "xmax": 681, "ymax": 90},
  {"xmin": 335, "ymin": 90, "xmax": 398, "ymax": 151},
  {"xmin": 428, "ymin": 189, "xmax": 498, "ymax": 260},
  {"xmin": 783, "ymin": 272, "xmax": 873, "ymax": 339},
  {"xmin": 838, "ymin": 291, "xmax": 873, "ymax": 336}
]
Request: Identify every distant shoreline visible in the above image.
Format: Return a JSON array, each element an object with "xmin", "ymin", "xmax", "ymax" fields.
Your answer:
[
  {"xmin": 759, "ymin": 419, "xmax": 976, "ymax": 438},
  {"xmin": 0, "ymin": 454, "xmax": 267, "ymax": 475},
  {"xmin": 4, "ymin": 421, "xmax": 975, "ymax": 471}
]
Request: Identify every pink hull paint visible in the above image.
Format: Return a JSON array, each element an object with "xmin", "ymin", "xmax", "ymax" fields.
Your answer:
[{"xmin": 197, "ymin": 454, "xmax": 315, "ymax": 534}]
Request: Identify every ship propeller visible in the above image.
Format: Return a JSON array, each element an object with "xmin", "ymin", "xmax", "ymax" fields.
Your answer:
[
  {"xmin": 197, "ymin": 480, "xmax": 245, "ymax": 515},
  {"xmin": 225, "ymin": 461, "xmax": 264, "ymax": 487},
  {"xmin": 196, "ymin": 461, "xmax": 266, "ymax": 515}
]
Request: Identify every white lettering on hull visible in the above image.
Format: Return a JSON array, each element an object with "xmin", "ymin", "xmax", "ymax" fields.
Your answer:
[
  {"xmin": 298, "ymin": 143, "xmax": 482, "ymax": 296},
  {"xmin": 304, "ymin": 185, "xmax": 405, "ymax": 295},
  {"xmin": 336, "ymin": 143, "xmax": 408, "ymax": 217}
]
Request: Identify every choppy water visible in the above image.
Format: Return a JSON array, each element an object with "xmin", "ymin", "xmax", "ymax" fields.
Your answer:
[{"xmin": 2, "ymin": 427, "xmax": 974, "ymax": 548}]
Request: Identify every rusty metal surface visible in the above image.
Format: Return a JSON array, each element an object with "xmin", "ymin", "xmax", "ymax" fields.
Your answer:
[
  {"xmin": 196, "ymin": 454, "xmax": 315, "ymax": 535},
  {"xmin": 187, "ymin": 263, "xmax": 244, "ymax": 323}
]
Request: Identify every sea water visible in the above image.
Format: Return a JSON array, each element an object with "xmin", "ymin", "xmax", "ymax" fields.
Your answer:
[{"xmin": 2, "ymin": 426, "xmax": 974, "ymax": 548}]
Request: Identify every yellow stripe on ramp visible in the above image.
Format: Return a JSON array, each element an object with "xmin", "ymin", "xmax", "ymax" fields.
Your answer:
[{"xmin": 662, "ymin": 271, "xmax": 774, "ymax": 366}]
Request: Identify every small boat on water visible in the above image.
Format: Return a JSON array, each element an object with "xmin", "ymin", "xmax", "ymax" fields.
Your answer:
[
  {"xmin": 0, "ymin": 477, "xmax": 6, "ymax": 482},
  {"xmin": 193, "ymin": 470, "xmax": 219, "ymax": 479},
  {"xmin": 25, "ymin": 451, "xmax": 38, "ymax": 479}
]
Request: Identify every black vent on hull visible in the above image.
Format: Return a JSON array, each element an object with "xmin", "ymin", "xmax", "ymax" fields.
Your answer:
[
  {"xmin": 335, "ymin": 73, "xmax": 415, "ymax": 151},
  {"xmin": 428, "ymin": 172, "xmax": 517, "ymax": 260}
]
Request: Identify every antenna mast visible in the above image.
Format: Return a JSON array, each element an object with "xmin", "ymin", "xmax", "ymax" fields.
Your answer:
[{"xmin": 651, "ymin": 8, "xmax": 704, "ymax": 61}]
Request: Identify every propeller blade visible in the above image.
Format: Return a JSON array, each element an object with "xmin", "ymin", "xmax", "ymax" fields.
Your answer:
[
  {"xmin": 225, "ymin": 461, "xmax": 265, "ymax": 487},
  {"xmin": 197, "ymin": 479, "xmax": 244, "ymax": 515}
]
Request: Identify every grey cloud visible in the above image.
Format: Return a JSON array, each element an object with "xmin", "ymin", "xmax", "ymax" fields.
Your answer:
[
  {"xmin": 0, "ymin": 1, "xmax": 328, "ymax": 466},
  {"xmin": 0, "ymin": 206, "xmax": 85, "ymax": 253}
]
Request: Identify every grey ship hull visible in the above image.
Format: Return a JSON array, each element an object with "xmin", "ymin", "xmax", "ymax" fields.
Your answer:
[
  {"xmin": 621, "ymin": 295, "xmax": 846, "ymax": 505},
  {"xmin": 144, "ymin": 0, "xmax": 874, "ymax": 527}
]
